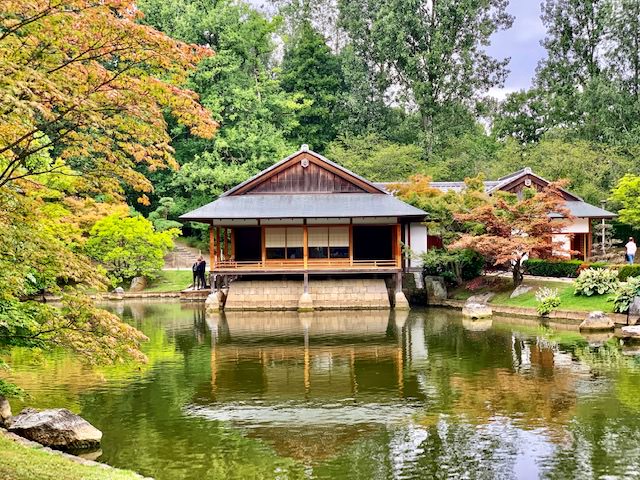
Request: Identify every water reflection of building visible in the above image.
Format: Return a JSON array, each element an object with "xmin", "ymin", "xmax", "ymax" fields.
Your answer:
[{"xmin": 203, "ymin": 310, "xmax": 420, "ymax": 403}]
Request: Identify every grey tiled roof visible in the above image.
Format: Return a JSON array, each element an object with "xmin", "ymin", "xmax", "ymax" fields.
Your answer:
[{"xmin": 180, "ymin": 193, "xmax": 427, "ymax": 221}]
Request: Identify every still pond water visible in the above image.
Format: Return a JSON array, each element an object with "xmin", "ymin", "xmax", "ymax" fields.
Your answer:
[{"xmin": 5, "ymin": 302, "xmax": 640, "ymax": 479}]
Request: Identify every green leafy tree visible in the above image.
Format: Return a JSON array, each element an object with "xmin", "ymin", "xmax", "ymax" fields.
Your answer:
[
  {"xmin": 280, "ymin": 20, "xmax": 345, "ymax": 151},
  {"xmin": 86, "ymin": 214, "xmax": 180, "ymax": 283},
  {"xmin": 338, "ymin": 0, "xmax": 513, "ymax": 155},
  {"xmin": 611, "ymin": 174, "xmax": 640, "ymax": 226},
  {"xmin": 136, "ymin": 0, "xmax": 302, "ymax": 216},
  {"xmin": 326, "ymin": 134, "xmax": 424, "ymax": 181}
]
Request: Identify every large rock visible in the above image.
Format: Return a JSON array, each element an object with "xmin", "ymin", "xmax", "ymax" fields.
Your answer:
[
  {"xmin": 510, "ymin": 285, "xmax": 533, "ymax": 299},
  {"xmin": 205, "ymin": 291, "xmax": 225, "ymax": 313},
  {"xmin": 0, "ymin": 396, "xmax": 11, "ymax": 427},
  {"xmin": 129, "ymin": 276, "xmax": 147, "ymax": 292},
  {"xmin": 621, "ymin": 326, "xmax": 640, "ymax": 339},
  {"xmin": 579, "ymin": 311, "xmax": 614, "ymax": 331},
  {"xmin": 424, "ymin": 276, "xmax": 447, "ymax": 302},
  {"xmin": 629, "ymin": 296, "xmax": 640, "ymax": 317},
  {"xmin": 8, "ymin": 408, "xmax": 102, "ymax": 450},
  {"xmin": 462, "ymin": 302, "xmax": 493, "ymax": 319}
]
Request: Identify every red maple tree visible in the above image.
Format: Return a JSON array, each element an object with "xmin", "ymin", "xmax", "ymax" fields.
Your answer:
[{"xmin": 449, "ymin": 183, "xmax": 573, "ymax": 285}]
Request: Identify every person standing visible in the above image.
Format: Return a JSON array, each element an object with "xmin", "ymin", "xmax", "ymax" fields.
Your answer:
[
  {"xmin": 191, "ymin": 257, "xmax": 200, "ymax": 290},
  {"xmin": 196, "ymin": 255, "xmax": 207, "ymax": 289},
  {"xmin": 626, "ymin": 237, "xmax": 637, "ymax": 265}
]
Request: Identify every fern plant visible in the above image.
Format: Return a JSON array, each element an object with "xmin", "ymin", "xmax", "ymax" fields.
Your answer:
[{"xmin": 574, "ymin": 268, "xmax": 619, "ymax": 296}]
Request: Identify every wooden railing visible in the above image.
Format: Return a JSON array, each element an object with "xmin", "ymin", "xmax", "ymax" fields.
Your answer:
[{"xmin": 213, "ymin": 258, "xmax": 399, "ymax": 271}]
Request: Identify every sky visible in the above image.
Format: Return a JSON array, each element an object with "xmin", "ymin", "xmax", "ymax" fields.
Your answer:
[{"xmin": 487, "ymin": 1, "xmax": 548, "ymax": 99}]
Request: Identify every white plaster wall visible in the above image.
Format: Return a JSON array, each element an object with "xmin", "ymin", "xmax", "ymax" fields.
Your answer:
[
  {"xmin": 408, "ymin": 223, "xmax": 428, "ymax": 268},
  {"xmin": 552, "ymin": 233, "xmax": 572, "ymax": 258},
  {"xmin": 560, "ymin": 217, "xmax": 590, "ymax": 234}
]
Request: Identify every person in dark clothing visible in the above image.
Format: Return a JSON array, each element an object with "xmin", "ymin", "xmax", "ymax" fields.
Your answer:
[
  {"xmin": 196, "ymin": 256, "xmax": 207, "ymax": 290},
  {"xmin": 191, "ymin": 257, "xmax": 200, "ymax": 289}
]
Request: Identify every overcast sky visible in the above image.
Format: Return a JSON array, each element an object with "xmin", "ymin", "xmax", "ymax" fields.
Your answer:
[{"xmin": 487, "ymin": 1, "xmax": 547, "ymax": 99}]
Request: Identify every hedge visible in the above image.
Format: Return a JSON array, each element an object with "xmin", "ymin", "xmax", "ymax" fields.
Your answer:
[{"xmin": 524, "ymin": 259, "xmax": 640, "ymax": 280}]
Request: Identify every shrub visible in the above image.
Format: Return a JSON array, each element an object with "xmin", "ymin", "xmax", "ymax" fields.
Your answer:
[
  {"xmin": 422, "ymin": 249, "xmax": 484, "ymax": 285},
  {"xmin": 611, "ymin": 277, "xmax": 640, "ymax": 313},
  {"xmin": 524, "ymin": 259, "xmax": 608, "ymax": 278},
  {"xmin": 617, "ymin": 265, "xmax": 640, "ymax": 282},
  {"xmin": 535, "ymin": 287, "xmax": 561, "ymax": 316},
  {"xmin": 574, "ymin": 268, "xmax": 620, "ymax": 296},
  {"xmin": 524, "ymin": 259, "xmax": 583, "ymax": 278}
]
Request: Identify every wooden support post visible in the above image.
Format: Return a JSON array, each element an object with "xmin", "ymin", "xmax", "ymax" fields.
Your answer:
[
  {"xmin": 210, "ymin": 224, "xmax": 216, "ymax": 267},
  {"xmin": 223, "ymin": 227, "xmax": 229, "ymax": 260},
  {"xmin": 303, "ymin": 225, "xmax": 308, "ymax": 270},
  {"xmin": 261, "ymin": 226, "xmax": 266, "ymax": 267},
  {"xmin": 348, "ymin": 223, "xmax": 353, "ymax": 267},
  {"xmin": 216, "ymin": 227, "xmax": 222, "ymax": 264}
]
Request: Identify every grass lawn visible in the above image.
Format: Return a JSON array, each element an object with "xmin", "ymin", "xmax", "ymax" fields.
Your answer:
[
  {"xmin": 144, "ymin": 269, "xmax": 193, "ymax": 292},
  {"xmin": 0, "ymin": 434, "xmax": 139, "ymax": 480},
  {"xmin": 451, "ymin": 277, "xmax": 615, "ymax": 313}
]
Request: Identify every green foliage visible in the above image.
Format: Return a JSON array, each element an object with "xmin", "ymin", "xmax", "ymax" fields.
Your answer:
[
  {"xmin": 611, "ymin": 174, "xmax": 640, "ymax": 226},
  {"xmin": 338, "ymin": 0, "xmax": 513, "ymax": 153},
  {"xmin": 280, "ymin": 20, "xmax": 344, "ymax": 151},
  {"xmin": 148, "ymin": 197, "xmax": 182, "ymax": 232},
  {"xmin": 611, "ymin": 277, "xmax": 640, "ymax": 313},
  {"xmin": 574, "ymin": 268, "xmax": 620, "ymax": 296},
  {"xmin": 617, "ymin": 265, "xmax": 640, "ymax": 282},
  {"xmin": 0, "ymin": 378, "xmax": 25, "ymax": 399},
  {"xmin": 535, "ymin": 287, "xmax": 561, "ymax": 315},
  {"xmin": 86, "ymin": 214, "xmax": 180, "ymax": 283},
  {"xmin": 136, "ymin": 0, "xmax": 301, "ymax": 216},
  {"xmin": 325, "ymin": 134, "xmax": 425, "ymax": 181},
  {"xmin": 421, "ymin": 249, "xmax": 485, "ymax": 285},
  {"xmin": 524, "ymin": 259, "xmax": 585, "ymax": 278}
]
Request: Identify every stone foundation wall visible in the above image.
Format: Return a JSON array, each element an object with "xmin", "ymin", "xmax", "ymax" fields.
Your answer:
[{"xmin": 224, "ymin": 278, "xmax": 391, "ymax": 311}]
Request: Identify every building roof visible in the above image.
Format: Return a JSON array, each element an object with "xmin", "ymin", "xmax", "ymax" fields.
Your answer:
[
  {"xmin": 552, "ymin": 201, "xmax": 617, "ymax": 219},
  {"xmin": 221, "ymin": 145, "xmax": 386, "ymax": 197},
  {"xmin": 180, "ymin": 193, "xmax": 427, "ymax": 222},
  {"xmin": 376, "ymin": 168, "xmax": 616, "ymax": 219}
]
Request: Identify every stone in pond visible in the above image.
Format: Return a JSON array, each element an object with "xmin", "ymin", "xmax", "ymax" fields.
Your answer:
[
  {"xmin": 462, "ymin": 302, "xmax": 492, "ymax": 319},
  {"xmin": 9, "ymin": 408, "xmax": 102, "ymax": 450},
  {"xmin": 579, "ymin": 311, "xmax": 614, "ymax": 331},
  {"xmin": 112, "ymin": 286, "xmax": 125, "ymax": 295}
]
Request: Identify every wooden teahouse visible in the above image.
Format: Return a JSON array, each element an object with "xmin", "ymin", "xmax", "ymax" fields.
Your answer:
[{"xmin": 180, "ymin": 145, "xmax": 427, "ymax": 299}]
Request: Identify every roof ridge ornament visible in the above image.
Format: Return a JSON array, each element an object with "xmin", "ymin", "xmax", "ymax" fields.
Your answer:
[{"xmin": 301, "ymin": 144, "xmax": 309, "ymax": 152}]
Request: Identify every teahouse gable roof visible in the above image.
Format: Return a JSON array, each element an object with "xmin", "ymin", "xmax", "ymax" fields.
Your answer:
[
  {"xmin": 180, "ymin": 145, "xmax": 428, "ymax": 223},
  {"xmin": 221, "ymin": 145, "xmax": 387, "ymax": 197}
]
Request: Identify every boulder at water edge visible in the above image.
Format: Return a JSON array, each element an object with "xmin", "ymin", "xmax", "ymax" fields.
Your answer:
[
  {"xmin": 8, "ymin": 408, "xmax": 102, "ymax": 450},
  {"xmin": 129, "ymin": 276, "xmax": 147, "ymax": 292},
  {"xmin": 461, "ymin": 302, "xmax": 493, "ymax": 319},
  {"xmin": 0, "ymin": 396, "xmax": 11, "ymax": 427},
  {"xmin": 579, "ymin": 311, "xmax": 614, "ymax": 331},
  {"xmin": 621, "ymin": 325, "xmax": 640, "ymax": 339}
]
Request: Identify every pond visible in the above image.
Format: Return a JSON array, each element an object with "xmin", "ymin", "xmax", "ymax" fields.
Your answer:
[{"xmin": 4, "ymin": 302, "xmax": 640, "ymax": 480}]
